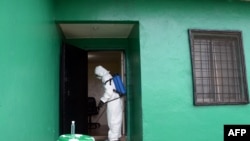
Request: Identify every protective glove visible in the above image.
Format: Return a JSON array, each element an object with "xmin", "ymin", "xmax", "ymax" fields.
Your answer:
[{"xmin": 97, "ymin": 100, "xmax": 105, "ymax": 110}]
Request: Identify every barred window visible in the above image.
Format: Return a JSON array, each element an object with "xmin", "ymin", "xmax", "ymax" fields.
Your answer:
[{"xmin": 189, "ymin": 30, "xmax": 249, "ymax": 105}]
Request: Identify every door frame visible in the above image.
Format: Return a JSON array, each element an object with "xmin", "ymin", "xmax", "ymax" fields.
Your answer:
[{"xmin": 57, "ymin": 21, "xmax": 142, "ymax": 141}]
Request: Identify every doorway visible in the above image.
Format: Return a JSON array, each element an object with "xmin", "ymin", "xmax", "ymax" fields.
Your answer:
[
  {"xmin": 59, "ymin": 45, "xmax": 126, "ymax": 140},
  {"xmin": 58, "ymin": 22, "xmax": 143, "ymax": 141}
]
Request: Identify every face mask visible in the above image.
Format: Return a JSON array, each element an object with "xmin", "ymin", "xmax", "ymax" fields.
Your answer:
[{"xmin": 96, "ymin": 75, "xmax": 101, "ymax": 79}]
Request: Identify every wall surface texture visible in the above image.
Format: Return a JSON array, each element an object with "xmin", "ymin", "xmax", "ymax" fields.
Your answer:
[
  {"xmin": 0, "ymin": 0, "xmax": 60, "ymax": 140},
  {"xmin": 55, "ymin": 0, "xmax": 250, "ymax": 141},
  {"xmin": 1, "ymin": 0, "xmax": 250, "ymax": 141}
]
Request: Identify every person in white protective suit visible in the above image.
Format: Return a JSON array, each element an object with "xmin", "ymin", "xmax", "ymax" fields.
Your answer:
[{"xmin": 95, "ymin": 65, "xmax": 123, "ymax": 141}]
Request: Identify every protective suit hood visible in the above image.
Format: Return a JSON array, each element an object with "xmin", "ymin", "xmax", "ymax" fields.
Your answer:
[{"xmin": 95, "ymin": 65, "xmax": 111, "ymax": 83}]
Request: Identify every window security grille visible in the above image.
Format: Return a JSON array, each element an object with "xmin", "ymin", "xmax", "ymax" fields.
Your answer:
[{"xmin": 189, "ymin": 30, "xmax": 249, "ymax": 105}]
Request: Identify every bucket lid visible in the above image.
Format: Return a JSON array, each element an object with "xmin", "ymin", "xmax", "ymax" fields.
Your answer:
[{"xmin": 58, "ymin": 134, "xmax": 95, "ymax": 141}]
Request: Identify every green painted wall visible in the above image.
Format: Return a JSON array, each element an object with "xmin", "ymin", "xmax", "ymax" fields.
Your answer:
[
  {"xmin": 58, "ymin": 0, "xmax": 250, "ymax": 141},
  {"xmin": 0, "ymin": 0, "xmax": 60, "ymax": 140},
  {"xmin": 55, "ymin": 0, "xmax": 250, "ymax": 141}
]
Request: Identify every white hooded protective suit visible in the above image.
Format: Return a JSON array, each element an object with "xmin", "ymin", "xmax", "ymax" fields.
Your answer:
[{"xmin": 95, "ymin": 65, "xmax": 123, "ymax": 141}]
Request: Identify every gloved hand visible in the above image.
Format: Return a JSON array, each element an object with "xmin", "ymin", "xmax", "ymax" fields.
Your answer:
[{"xmin": 97, "ymin": 100, "xmax": 105, "ymax": 110}]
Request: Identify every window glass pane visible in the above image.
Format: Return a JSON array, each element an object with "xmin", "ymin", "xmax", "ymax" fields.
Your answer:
[{"xmin": 189, "ymin": 30, "xmax": 249, "ymax": 105}]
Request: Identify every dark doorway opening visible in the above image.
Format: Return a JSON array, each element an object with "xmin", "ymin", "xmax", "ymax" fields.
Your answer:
[
  {"xmin": 59, "ymin": 43, "xmax": 88, "ymax": 134},
  {"xmin": 58, "ymin": 22, "xmax": 142, "ymax": 141},
  {"xmin": 60, "ymin": 47, "xmax": 126, "ymax": 140}
]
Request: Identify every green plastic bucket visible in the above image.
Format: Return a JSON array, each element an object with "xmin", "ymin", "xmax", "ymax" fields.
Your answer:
[{"xmin": 57, "ymin": 134, "xmax": 95, "ymax": 141}]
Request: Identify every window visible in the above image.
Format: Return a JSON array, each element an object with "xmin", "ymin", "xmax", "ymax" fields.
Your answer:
[{"xmin": 189, "ymin": 29, "xmax": 249, "ymax": 105}]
